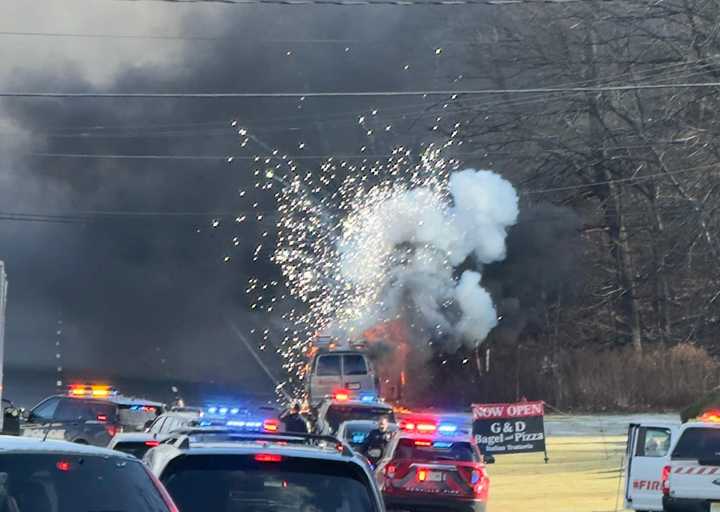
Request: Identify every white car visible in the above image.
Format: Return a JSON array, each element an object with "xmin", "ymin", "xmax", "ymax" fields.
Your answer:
[
  {"xmin": 624, "ymin": 420, "xmax": 681, "ymax": 511},
  {"xmin": 0, "ymin": 435, "xmax": 177, "ymax": 511},
  {"xmin": 662, "ymin": 418, "xmax": 720, "ymax": 512},
  {"xmin": 108, "ymin": 410, "xmax": 200, "ymax": 458},
  {"xmin": 144, "ymin": 430, "xmax": 386, "ymax": 512}
]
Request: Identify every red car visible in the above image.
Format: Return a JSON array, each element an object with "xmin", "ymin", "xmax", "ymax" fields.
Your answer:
[{"xmin": 375, "ymin": 431, "xmax": 491, "ymax": 512}]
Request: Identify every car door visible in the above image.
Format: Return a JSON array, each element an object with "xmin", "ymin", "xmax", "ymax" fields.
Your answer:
[
  {"xmin": 625, "ymin": 423, "xmax": 674, "ymax": 511},
  {"xmin": 21, "ymin": 396, "xmax": 61, "ymax": 439}
]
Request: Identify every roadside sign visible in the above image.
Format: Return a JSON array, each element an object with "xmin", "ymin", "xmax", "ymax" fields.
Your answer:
[{"xmin": 471, "ymin": 401, "xmax": 547, "ymax": 457}]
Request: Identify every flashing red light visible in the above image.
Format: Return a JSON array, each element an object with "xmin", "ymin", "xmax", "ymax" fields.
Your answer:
[
  {"xmin": 333, "ymin": 390, "xmax": 351, "ymax": 401},
  {"xmin": 56, "ymin": 460, "xmax": 71, "ymax": 472},
  {"xmin": 385, "ymin": 464, "xmax": 397, "ymax": 477},
  {"xmin": 68, "ymin": 384, "xmax": 113, "ymax": 398},
  {"xmin": 417, "ymin": 468, "xmax": 428, "ymax": 482},
  {"xmin": 145, "ymin": 440, "xmax": 161, "ymax": 447},
  {"xmin": 96, "ymin": 414, "xmax": 108, "ymax": 422},
  {"xmin": 255, "ymin": 453, "xmax": 283, "ymax": 463},
  {"xmin": 662, "ymin": 465, "xmax": 671, "ymax": 496},
  {"xmin": 699, "ymin": 409, "xmax": 720, "ymax": 423},
  {"xmin": 414, "ymin": 440, "xmax": 433, "ymax": 447},
  {"xmin": 263, "ymin": 419, "xmax": 280, "ymax": 432},
  {"xmin": 416, "ymin": 423, "xmax": 437, "ymax": 433},
  {"xmin": 105, "ymin": 425, "xmax": 118, "ymax": 438},
  {"xmin": 400, "ymin": 421, "xmax": 416, "ymax": 432}
]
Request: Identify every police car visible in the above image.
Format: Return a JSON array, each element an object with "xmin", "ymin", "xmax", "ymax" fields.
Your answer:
[
  {"xmin": 0, "ymin": 435, "xmax": 177, "ymax": 511},
  {"xmin": 109, "ymin": 403, "xmax": 282, "ymax": 458},
  {"xmin": 314, "ymin": 390, "xmax": 395, "ymax": 436},
  {"xmin": 20, "ymin": 384, "xmax": 164, "ymax": 447},
  {"xmin": 144, "ymin": 430, "xmax": 385, "ymax": 512},
  {"xmin": 375, "ymin": 416, "xmax": 491, "ymax": 512}
]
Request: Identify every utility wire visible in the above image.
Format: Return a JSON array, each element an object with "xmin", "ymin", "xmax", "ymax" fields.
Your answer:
[{"xmin": 2, "ymin": 82, "xmax": 720, "ymax": 99}]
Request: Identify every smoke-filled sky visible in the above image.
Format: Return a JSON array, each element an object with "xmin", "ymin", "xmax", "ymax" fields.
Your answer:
[{"xmin": 0, "ymin": 0, "xmax": 492, "ymax": 390}]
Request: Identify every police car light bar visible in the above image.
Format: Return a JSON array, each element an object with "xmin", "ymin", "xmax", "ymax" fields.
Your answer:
[{"xmin": 67, "ymin": 384, "xmax": 116, "ymax": 398}]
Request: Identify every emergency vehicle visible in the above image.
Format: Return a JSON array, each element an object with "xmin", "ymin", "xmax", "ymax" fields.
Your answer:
[
  {"xmin": 660, "ymin": 412, "xmax": 720, "ymax": 512},
  {"xmin": 314, "ymin": 390, "xmax": 396, "ymax": 436},
  {"xmin": 20, "ymin": 384, "xmax": 164, "ymax": 447},
  {"xmin": 625, "ymin": 420, "xmax": 682, "ymax": 511},
  {"xmin": 306, "ymin": 335, "xmax": 379, "ymax": 406},
  {"xmin": 144, "ymin": 430, "xmax": 385, "ymax": 512},
  {"xmin": 375, "ymin": 415, "xmax": 491, "ymax": 512}
]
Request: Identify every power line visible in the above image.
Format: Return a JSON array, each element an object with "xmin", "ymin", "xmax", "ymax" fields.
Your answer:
[
  {"xmin": 3, "ymin": 82, "xmax": 720, "ymax": 99},
  {"xmin": 112, "ymin": 0, "xmax": 635, "ymax": 6}
]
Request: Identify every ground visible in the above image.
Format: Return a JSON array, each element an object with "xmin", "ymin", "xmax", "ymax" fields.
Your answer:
[{"xmin": 488, "ymin": 413, "xmax": 677, "ymax": 512}]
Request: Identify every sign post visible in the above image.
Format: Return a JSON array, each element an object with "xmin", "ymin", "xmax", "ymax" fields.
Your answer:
[{"xmin": 472, "ymin": 401, "xmax": 548, "ymax": 461}]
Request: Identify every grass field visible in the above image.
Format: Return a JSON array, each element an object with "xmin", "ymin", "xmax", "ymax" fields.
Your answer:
[{"xmin": 489, "ymin": 435, "xmax": 627, "ymax": 512}]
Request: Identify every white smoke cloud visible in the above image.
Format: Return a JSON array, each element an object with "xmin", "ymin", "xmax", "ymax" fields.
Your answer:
[{"xmin": 336, "ymin": 168, "xmax": 519, "ymax": 348}]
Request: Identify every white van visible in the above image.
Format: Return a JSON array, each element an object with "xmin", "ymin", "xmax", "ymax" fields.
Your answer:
[
  {"xmin": 625, "ymin": 421, "xmax": 682, "ymax": 511},
  {"xmin": 306, "ymin": 350, "xmax": 378, "ymax": 406}
]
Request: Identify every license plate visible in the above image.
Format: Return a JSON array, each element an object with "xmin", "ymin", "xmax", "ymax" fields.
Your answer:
[
  {"xmin": 711, "ymin": 503, "xmax": 720, "ymax": 512},
  {"xmin": 347, "ymin": 383, "xmax": 361, "ymax": 390},
  {"xmin": 427, "ymin": 471, "xmax": 444, "ymax": 482}
]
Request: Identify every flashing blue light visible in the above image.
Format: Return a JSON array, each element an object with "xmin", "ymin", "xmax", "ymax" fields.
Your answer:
[
  {"xmin": 208, "ymin": 407, "xmax": 218, "ymax": 415},
  {"xmin": 200, "ymin": 420, "xmax": 212, "ymax": 427},
  {"xmin": 227, "ymin": 420, "xmax": 246, "ymax": 428},
  {"xmin": 230, "ymin": 407, "xmax": 240, "ymax": 415},
  {"xmin": 351, "ymin": 433, "xmax": 367, "ymax": 444},
  {"xmin": 433, "ymin": 441, "xmax": 453, "ymax": 448},
  {"xmin": 246, "ymin": 421, "xmax": 262, "ymax": 428},
  {"xmin": 219, "ymin": 407, "xmax": 229, "ymax": 415},
  {"xmin": 438, "ymin": 424, "xmax": 458, "ymax": 433},
  {"xmin": 360, "ymin": 394, "xmax": 376, "ymax": 402},
  {"xmin": 471, "ymin": 471, "xmax": 481, "ymax": 484}
]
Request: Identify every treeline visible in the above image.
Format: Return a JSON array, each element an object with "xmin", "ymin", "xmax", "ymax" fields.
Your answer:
[{"xmin": 408, "ymin": 0, "xmax": 720, "ymax": 409}]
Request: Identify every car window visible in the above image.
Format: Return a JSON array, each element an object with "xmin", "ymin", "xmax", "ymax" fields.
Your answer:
[
  {"xmin": 161, "ymin": 454, "xmax": 378, "ymax": 512},
  {"xmin": 150, "ymin": 416, "xmax": 167, "ymax": 434},
  {"xmin": 0, "ymin": 453, "xmax": 171, "ymax": 512},
  {"xmin": 31, "ymin": 397, "xmax": 60, "ymax": 421},
  {"xmin": 53, "ymin": 399, "xmax": 89, "ymax": 421},
  {"xmin": 394, "ymin": 439, "xmax": 479, "ymax": 462},
  {"xmin": 316, "ymin": 355, "xmax": 341, "ymax": 377},
  {"xmin": 342, "ymin": 424, "xmax": 375, "ymax": 445},
  {"xmin": 342, "ymin": 355, "xmax": 368, "ymax": 376},
  {"xmin": 326, "ymin": 406, "xmax": 394, "ymax": 433},
  {"xmin": 672, "ymin": 428, "xmax": 720, "ymax": 459},
  {"xmin": 637, "ymin": 427, "xmax": 671, "ymax": 457},
  {"xmin": 117, "ymin": 404, "xmax": 160, "ymax": 432}
]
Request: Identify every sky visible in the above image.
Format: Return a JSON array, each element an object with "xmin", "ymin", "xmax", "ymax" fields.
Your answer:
[{"xmin": 0, "ymin": 0, "xmax": 477, "ymax": 392}]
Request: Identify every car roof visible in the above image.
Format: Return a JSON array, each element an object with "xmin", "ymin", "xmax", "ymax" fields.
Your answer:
[
  {"xmin": 396, "ymin": 432, "xmax": 474, "ymax": 443},
  {"xmin": 0, "ymin": 435, "xmax": 135, "ymax": 459},
  {"xmin": 42, "ymin": 393, "xmax": 164, "ymax": 408},
  {"xmin": 151, "ymin": 434, "xmax": 365, "ymax": 474},
  {"xmin": 325, "ymin": 400, "xmax": 393, "ymax": 409}
]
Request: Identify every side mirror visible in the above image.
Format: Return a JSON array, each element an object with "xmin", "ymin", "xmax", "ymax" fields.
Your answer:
[
  {"xmin": 21, "ymin": 409, "xmax": 30, "ymax": 421},
  {"xmin": 484, "ymin": 454, "xmax": 496, "ymax": 464}
]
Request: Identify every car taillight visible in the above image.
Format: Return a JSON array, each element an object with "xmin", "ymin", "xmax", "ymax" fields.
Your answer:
[
  {"xmin": 145, "ymin": 440, "xmax": 160, "ymax": 447},
  {"xmin": 385, "ymin": 464, "xmax": 397, "ymax": 478},
  {"xmin": 417, "ymin": 468, "xmax": 428, "ymax": 482},
  {"xmin": 263, "ymin": 419, "xmax": 280, "ymax": 432},
  {"xmin": 96, "ymin": 414, "xmax": 108, "ymax": 422},
  {"xmin": 255, "ymin": 453, "xmax": 283, "ymax": 462},
  {"xmin": 662, "ymin": 465, "xmax": 671, "ymax": 496},
  {"xmin": 105, "ymin": 424, "xmax": 118, "ymax": 438}
]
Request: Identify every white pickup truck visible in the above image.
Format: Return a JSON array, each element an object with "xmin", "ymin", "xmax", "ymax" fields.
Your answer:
[
  {"xmin": 662, "ymin": 420, "xmax": 720, "ymax": 512},
  {"xmin": 625, "ymin": 421, "xmax": 682, "ymax": 511}
]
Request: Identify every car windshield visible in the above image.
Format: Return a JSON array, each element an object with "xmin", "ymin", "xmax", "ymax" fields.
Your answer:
[
  {"xmin": 161, "ymin": 455, "xmax": 377, "ymax": 512},
  {"xmin": 0, "ymin": 453, "xmax": 170, "ymax": 512},
  {"xmin": 394, "ymin": 439, "xmax": 478, "ymax": 462},
  {"xmin": 326, "ymin": 406, "xmax": 394, "ymax": 433},
  {"xmin": 316, "ymin": 356, "xmax": 341, "ymax": 377},
  {"xmin": 672, "ymin": 428, "xmax": 720, "ymax": 459},
  {"xmin": 342, "ymin": 355, "xmax": 367, "ymax": 376}
]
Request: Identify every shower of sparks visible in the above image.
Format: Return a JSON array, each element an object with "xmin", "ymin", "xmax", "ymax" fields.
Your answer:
[{"xmin": 227, "ymin": 107, "xmax": 468, "ymax": 400}]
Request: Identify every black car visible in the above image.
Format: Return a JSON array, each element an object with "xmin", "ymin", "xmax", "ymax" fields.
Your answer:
[{"xmin": 21, "ymin": 387, "xmax": 164, "ymax": 447}]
